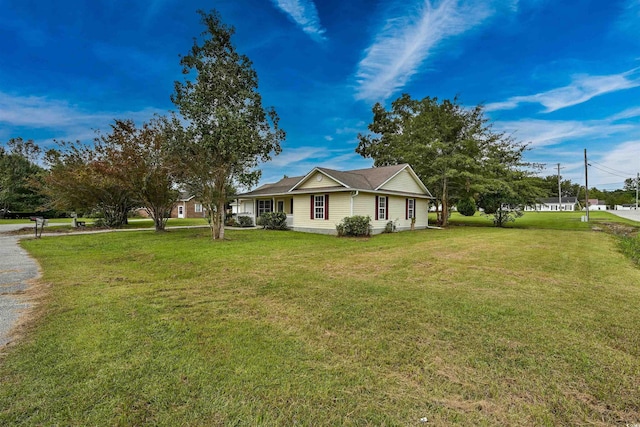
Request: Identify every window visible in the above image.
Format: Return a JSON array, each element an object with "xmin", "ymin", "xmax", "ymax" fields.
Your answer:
[
  {"xmin": 314, "ymin": 195, "xmax": 324, "ymax": 219},
  {"xmin": 277, "ymin": 200, "xmax": 284, "ymax": 213},
  {"xmin": 407, "ymin": 198, "xmax": 415, "ymax": 219},
  {"xmin": 310, "ymin": 195, "xmax": 329, "ymax": 220},
  {"xmin": 378, "ymin": 196, "xmax": 386, "ymax": 220},
  {"xmin": 194, "ymin": 203, "xmax": 203, "ymax": 213},
  {"xmin": 257, "ymin": 200, "xmax": 272, "ymax": 215}
]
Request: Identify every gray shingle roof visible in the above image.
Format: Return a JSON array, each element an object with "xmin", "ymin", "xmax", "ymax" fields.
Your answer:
[
  {"xmin": 239, "ymin": 164, "xmax": 429, "ymax": 197},
  {"xmin": 539, "ymin": 197, "xmax": 578, "ymax": 204},
  {"xmin": 242, "ymin": 176, "xmax": 304, "ymax": 197}
]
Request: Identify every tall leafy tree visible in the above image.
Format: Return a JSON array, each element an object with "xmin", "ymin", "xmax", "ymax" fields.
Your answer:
[
  {"xmin": 0, "ymin": 138, "xmax": 47, "ymax": 215},
  {"xmin": 44, "ymin": 140, "xmax": 135, "ymax": 227},
  {"xmin": 624, "ymin": 177, "xmax": 639, "ymax": 193},
  {"xmin": 97, "ymin": 117, "xmax": 180, "ymax": 231},
  {"xmin": 357, "ymin": 94, "xmax": 543, "ymax": 227},
  {"xmin": 171, "ymin": 10, "xmax": 285, "ymax": 240},
  {"xmin": 533, "ymin": 175, "xmax": 581, "ymax": 198}
]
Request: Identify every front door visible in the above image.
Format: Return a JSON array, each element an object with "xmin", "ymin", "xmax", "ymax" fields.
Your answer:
[{"xmin": 178, "ymin": 205, "xmax": 184, "ymax": 218}]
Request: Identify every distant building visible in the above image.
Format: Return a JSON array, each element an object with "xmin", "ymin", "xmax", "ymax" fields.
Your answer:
[
  {"xmin": 586, "ymin": 199, "xmax": 607, "ymax": 211},
  {"xmin": 525, "ymin": 197, "xmax": 578, "ymax": 212}
]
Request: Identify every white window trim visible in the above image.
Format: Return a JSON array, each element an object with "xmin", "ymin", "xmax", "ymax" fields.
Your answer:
[
  {"xmin": 314, "ymin": 195, "xmax": 325, "ymax": 220},
  {"xmin": 408, "ymin": 199, "xmax": 415, "ymax": 219},
  {"xmin": 378, "ymin": 197, "xmax": 386, "ymax": 220},
  {"xmin": 194, "ymin": 203, "xmax": 203, "ymax": 213}
]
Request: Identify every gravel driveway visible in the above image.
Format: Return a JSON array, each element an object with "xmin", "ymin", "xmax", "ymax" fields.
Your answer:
[{"xmin": 0, "ymin": 225, "xmax": 40, "ymax": 349}]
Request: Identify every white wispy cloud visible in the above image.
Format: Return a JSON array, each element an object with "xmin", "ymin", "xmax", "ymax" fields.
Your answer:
[
  {"xmin": 610, "ymin": 106, "xmax": 640, "ymax": 121},
  {"xmin": 271, "ymin": 0, "xmax": 326, "ymax": 41},
  {"xmin": 0, "ymin": 91, "xmax": 164, "ymax": 144},
  {"xmin": 616, "ymin": 0, "xmax": 640, "ymax": 35},
  {"xmin": 354, "ymin": 0, "xmax": 498, "ymax": 102},
  {"xmin": 485, "ymin": 68, "xmax": 640, "ymax": 113},
  {"xmin": 596, "ymin": 141, "xmax": 640, "ymax": 177},
  {"xmin": 495, "ymin": 118, "xmax": 634, "ymax": 148}
]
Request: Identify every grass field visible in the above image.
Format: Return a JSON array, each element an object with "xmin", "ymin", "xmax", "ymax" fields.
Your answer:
[
  {"xmin": 1, "ymin": 215, "xmax": 640, "ymax": 425},
  {"xmin": 434, "ymin": 210, "xmax": 640, "ymax": 229},
  {"xmin": 0, "ymin": 217, "xmax": 210, "ymax": 232}
]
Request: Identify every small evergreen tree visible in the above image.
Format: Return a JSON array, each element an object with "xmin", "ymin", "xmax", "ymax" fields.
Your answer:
[{"xmin": 456, "ymin": 197, "xmax": 476, "ymax": 217}]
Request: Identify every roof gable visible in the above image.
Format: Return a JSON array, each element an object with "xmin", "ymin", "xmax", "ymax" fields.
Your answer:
[
  {"xmin": 295, "ymin": 170, "xmax": 345, "ymax": 190},
  {"xmin": 377, "ymin": 166, "xmax": 430, "ymax": 195},
  {"xmin": 239, "ymin": 163, "xmax": 432, "ymax": 198}
]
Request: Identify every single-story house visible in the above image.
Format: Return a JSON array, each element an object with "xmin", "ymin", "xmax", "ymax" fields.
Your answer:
[
  {"xmin": 585, "ymin": 199, "xmax": 607, "ymax": 211},
  {"xmin": 615, "ymin": 204, "xmax": 638, "ymax": 211},
  {"xmin": 134, "ymin": 193, "xmax": 207, "ymax": 219},
  {"xmin": 234, "ymin": 163, "xmax": 433, "ymax": 234},
  {"xmin": 525, "ymin": 197, "xmax": 578, "ymax": 212},
  {"xmin": 170, "ymin": 193, "xmax": 206, "ymax": 219}
]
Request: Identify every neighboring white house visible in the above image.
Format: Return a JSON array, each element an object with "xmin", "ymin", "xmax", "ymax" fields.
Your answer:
[
  {"xmin": 585, "ymin": 199, "xmax": 607, "ymax": 211},
  {"xmin": 234, "ymin": 164, "xmax": 433, "ymax": 234},
  {"xmin": 615, "ymin": 204, "xmax": 638, "ymax": 211},
  {"xmin": 525, "ymin": 197, "xmax": 578, "ymax": 212}
]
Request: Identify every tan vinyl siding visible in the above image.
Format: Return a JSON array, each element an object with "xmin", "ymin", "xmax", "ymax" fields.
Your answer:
[
  {"xmin": 328, "ymin": 192, "xmax": 351, "ymax": 222},
  {"xmin": 353, "ymin": 193, "xmax": 376, "ymax": 218},
  {"xmin": 298, "ymin": 172, "xmax": 343, "ymax": 189},
  {"xmin": 291, "ymin": 191, "xmax": 429, "ymax": 234},
  {"xmin": 379, "ymin": 169, "xmax": 425, "ymax": 194},
  {"xmin": 274, "ymin": 197, "xmax": 293, "ymax": 214},
  {"xmin": 415, "ymin": 199, "xmax": 429, "ymax": 227},
  {"xmin": 292, "ymin": 192, "xmax": 350, "ymax": 232},
  {"xmin": 352, "ymin": 193, "xmax": 429, "ymax": 233}
]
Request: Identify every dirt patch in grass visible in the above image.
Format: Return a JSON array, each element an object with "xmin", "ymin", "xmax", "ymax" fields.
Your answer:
[{"xmin": 597, "ymin": 221, "xmax": 639, "ymax": 237}]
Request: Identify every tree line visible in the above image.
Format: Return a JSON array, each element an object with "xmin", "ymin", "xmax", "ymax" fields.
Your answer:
[{"xmin": 532, "ymin": 174, "xmax": 638, "ymax": 207}]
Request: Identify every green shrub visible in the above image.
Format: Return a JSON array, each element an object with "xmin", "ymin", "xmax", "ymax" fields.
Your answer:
[
  {"xmin": 336, "ymin": 215, "xmax": 371, "ymax": 237},
  {"xmin": 236, "ymin": 216, "xmax": 254, "ymax": 227},
  {"xmin": 618, "ymin": 234, "xmax": 640, "ymax": 266},
  {"xmin": 384, "ymin": 220, "xmax": 396, "ymax": 233},
  {"xmin": 259, "ymin": 212, "xmax": 288, "ymax": 230},
  {"xmin": 225, "ymin": 216, "xmax": 237, "ymax": 226},
  {"xmin": 457, "ymin": 197, "xmax": 476, "ymax": 216}
]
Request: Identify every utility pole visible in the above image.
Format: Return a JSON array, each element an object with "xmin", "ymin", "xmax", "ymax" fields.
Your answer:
[
  {"xmin": 584, "ymin": 149, "xmax": 589, "ymax": 222},
  {"xmin": 557, "ymin": 163, "xmax": 562, "ymax": 211}
]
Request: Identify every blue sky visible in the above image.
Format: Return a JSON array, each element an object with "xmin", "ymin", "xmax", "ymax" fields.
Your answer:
[{"xmin": 1, "ymin": 0, "xmax": 639, "ymax": 190}]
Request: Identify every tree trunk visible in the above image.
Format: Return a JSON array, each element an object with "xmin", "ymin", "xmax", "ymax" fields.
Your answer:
[
  {"xmin": 441, "ymin": 176, "xmax": 449, "ymax": 227},
  {"xmin": 210, "ymin": 178, "xmax": 226, "ymax": 240},
  {"xmin": 153, "ymin": 210, "xmax": 166, "ymax": 231},
  {"xmin": 216, "ymin": 198, "xmax": 225, "ymax": 240}
]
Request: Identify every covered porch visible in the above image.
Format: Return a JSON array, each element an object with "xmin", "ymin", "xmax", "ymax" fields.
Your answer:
[{"xmin": 231, "ymin": 196, "xmax": 294, "ymax": 227}]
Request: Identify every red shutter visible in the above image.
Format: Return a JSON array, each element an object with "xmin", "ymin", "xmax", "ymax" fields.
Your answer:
[
  {"xmin": 405, "ymin": 198, "xmax": 409, "ymax": 220},
  {"xmin": 310, "ymin": 195, "xmax": 314, "ymax": 220},
  {"xmin": 324, "ymin": 194, "xmax": 329, "ymax": 220},
  {"xmin": 385, "ymin": 197, "xmax": 389, "ymax": 220},
  {"xmin": 375, "ymin": 196, "xmax": 379, "ymax": 220}
]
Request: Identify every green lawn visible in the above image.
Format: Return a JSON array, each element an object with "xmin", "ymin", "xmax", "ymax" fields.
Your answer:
[
  {"xmin": 0, "ymin": 217, "xmax": 76, "ymax": 224},
  {"xmin": 1, "ymin": 221, "xmax": 640, "ymax": 425},
  {"xmin": 436, "ymin": 210, "xmax": 640, "ymax": 230},
  {"xmin": 1, "ymin": 217, "xmax": 210, "ymax": 232}
]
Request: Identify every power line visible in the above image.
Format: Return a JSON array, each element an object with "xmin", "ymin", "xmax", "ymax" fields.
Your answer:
[
  {"xmin": 589, "ymin": 159, "xmax": 635, "ymax": 176},
  {"xmin": 589, "ymin": 163, "xmax": 631, "ymax": 179}
]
